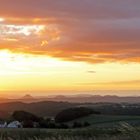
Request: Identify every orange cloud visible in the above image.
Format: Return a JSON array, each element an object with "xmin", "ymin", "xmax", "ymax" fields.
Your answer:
[{"xmin": 0, "ymin": 0, "xmax": 140, "ymax": 63}]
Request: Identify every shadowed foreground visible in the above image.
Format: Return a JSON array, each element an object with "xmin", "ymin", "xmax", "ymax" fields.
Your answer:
[{"xmin": 0, "ymin": 124, "xmax": 140, "ymax": 140}]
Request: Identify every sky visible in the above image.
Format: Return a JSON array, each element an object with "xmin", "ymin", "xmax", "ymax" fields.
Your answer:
[{"xmin": 0, "ymin": 0, "xmax": 140, "ymax": 96}]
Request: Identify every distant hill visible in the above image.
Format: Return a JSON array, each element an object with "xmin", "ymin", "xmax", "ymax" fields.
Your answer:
[
  {"xmin": 21, "ymin": 94, "xmax": 34, "ymax": 100},
  {"xmin": 1, "ymin": 95, "xmax": 140, "ymax": 103},
  {"xmin": 0, "ymin": 101, "xmax": 76, "ymax": 118},
  {"xmin": 46, "ymin": 95, "xmax": 140, "ymax": 103}
]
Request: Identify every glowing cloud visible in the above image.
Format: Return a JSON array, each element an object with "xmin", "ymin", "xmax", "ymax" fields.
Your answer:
[
  {"xmin": 0, "ymin": 0, "xmax": 139, "ymax": 64},
  {"xmin": 0, "ymin": 24, "xmax": 45, "ymax": 36},
  {"xmin": 0, "ymin": 21, "xmax": 61, "ymax": 53}
]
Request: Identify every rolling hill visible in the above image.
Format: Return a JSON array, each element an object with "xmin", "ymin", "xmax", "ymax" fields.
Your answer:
[
  {"xmin": 68, "ymin": 114, "xmax": 140, "ymax": 128},
  {"xmin": 0, "ymin": 101, "xmax": 76, "ymax": 118}
]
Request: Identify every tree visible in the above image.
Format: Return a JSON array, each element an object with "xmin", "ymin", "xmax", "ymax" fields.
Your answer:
[{"xmin": 12, "ymin": 111, "xmax": 40, "ymax": 122}]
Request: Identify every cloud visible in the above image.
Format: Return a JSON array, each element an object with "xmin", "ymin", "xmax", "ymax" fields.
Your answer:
[
  {"xmin": 0, "ymin": 0, "xmax": 140, "ymax": 63},
  {"xmin": 0, "ymin": 0, "xmax": 140, "ymax": 19},
  {"xmin": 78, "ymin": 80, "xmax": 140, "ymax": 86},
  {"xmin": 87, "ymin": 71, "xmax": 96, "ymax": 74}
]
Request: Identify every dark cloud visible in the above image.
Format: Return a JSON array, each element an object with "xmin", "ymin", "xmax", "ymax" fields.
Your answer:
[{"xmin": 0, "ymin": 0, "xmax": 140, "ymax": 19}]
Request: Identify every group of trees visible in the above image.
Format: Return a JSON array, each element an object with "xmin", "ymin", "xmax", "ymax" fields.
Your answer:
[
  {"xmin": 12, "ymin": 111, "xmax": 40, "ymax": 128},
  {"xmin": 10, "ymin": 107, "xmax": 98, "ymax": 128},
  {"xmin": 55, "ymin": 107, "xmax": 100, "ymax": 123}
]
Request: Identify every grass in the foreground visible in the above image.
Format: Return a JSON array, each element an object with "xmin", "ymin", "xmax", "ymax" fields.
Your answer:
[{"xmin": 0, "ymin": 123, "xmax": 140, "ymax": 140}]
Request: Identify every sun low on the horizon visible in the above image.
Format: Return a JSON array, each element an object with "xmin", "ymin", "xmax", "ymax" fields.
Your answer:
[{"xmin": 0, "ymin": 0, "xmax": 140, "ymax": 96}]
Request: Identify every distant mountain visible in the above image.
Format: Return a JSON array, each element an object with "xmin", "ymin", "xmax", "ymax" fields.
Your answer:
[
  {"xmin": 46, "ymin": 95, "xmax": 140, "ymax": 103},
  {"xmin": 1, "ymin": 94, "xmax": 140, "ymax": 104},
  {"xmin": 21, "ymin": 94, "xmax": 34, "ymax": 100},
  {"xmin": 22, "ymin": 94, "xmax": 34, "ymax": 99}
]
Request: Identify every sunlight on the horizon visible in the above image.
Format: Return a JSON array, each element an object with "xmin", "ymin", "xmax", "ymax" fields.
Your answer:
[
  {"xmin": 0, "ymin": 17, "xmax": 4, "ymax": 22},
  {"xmin": 0, "ymin": 50, "xmax": 140, "ymax": 92},
  {"xmin": 0, "ymin": 50, "xmax": 78, "ymax": 73}
]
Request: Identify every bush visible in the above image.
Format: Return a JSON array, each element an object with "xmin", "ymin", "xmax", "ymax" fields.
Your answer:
[
  {"xmin": 57, "ymin": 123, "xmax": 69, "ymax": 129},
  {"xmin": 23, "ymin": 120, "xmax": 34, "ymax": 128},
  {"xmin": 39, "ymin": 119, "xmax": 49, "ymax": 128},
  {"xmin": 83, "ymin": 121, "xmax": 90, "ymax": 127},
  {"xmin": 72, "ymin": 122, "xmax": 82, "ymax": 128},
  {"xmin": 39, "ymin": 119, "xmax": 57, "ymax": 128}
]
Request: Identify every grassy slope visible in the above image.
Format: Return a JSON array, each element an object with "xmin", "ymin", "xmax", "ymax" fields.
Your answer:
[{"xmin": 68, "ymin": 114, "xmax": 140, "ymax": 127}]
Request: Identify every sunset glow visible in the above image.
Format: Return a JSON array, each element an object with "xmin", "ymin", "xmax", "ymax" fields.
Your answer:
[
  {"xmin": 0, "ymin": 18, "xmax": 4, "ymax": 22},
  {"xmin": 0, "ymin": 0, "xmax": 140, "ymax": 96}
]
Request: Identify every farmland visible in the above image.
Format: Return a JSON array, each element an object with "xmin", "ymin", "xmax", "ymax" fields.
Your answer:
[
  {"xmin": 68, "ymin": 114, "xmax": 140, "ymax": 128},
  {"xmin": 1, "ymin": 115, "xmax": 140, "ymax": 140}
]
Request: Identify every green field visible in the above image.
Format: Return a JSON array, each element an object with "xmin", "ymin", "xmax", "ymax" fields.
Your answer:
[{"xmin": 68, "ymin": 115, "xmax": 140, "ymax": 127}]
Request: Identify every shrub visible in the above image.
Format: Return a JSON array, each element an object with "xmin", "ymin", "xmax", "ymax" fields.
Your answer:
[
  {"xmin": 83, "ymin": 121, "xmax": 90, "ymax": 127},
  {"xmin": 72, "ymin": 122, "xmax": 82, "ymax": 128}
]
